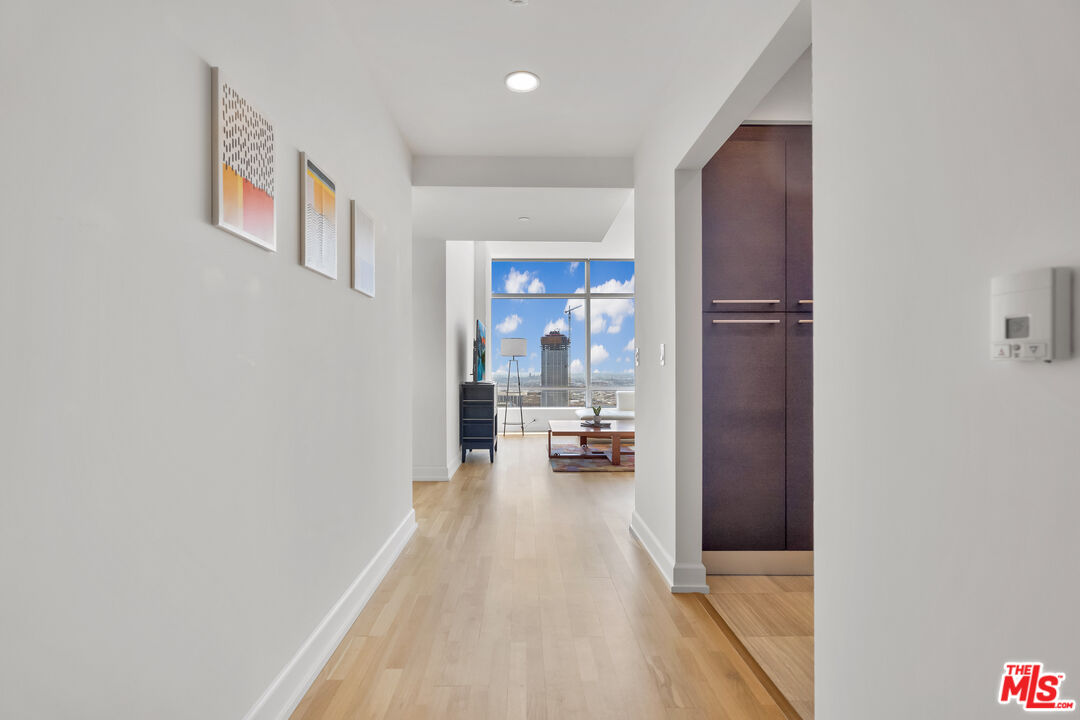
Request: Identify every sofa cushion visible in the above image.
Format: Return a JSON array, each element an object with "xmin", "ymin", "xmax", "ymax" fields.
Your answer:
[{"xmin": 616, "ymin": 391, "xmax": 635, "ymax": 412}]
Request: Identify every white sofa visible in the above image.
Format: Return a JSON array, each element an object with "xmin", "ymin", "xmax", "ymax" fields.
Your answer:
[{"xmin": 574, "ymin": 390, "xmax": 635, "ymax": 421}]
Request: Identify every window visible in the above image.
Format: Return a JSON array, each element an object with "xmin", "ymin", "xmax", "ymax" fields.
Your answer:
[{"xmin": 491, "ymin": 260, "xmax": 634, "ymax": 408}]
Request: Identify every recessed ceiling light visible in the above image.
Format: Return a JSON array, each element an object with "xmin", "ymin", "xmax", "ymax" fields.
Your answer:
[
  {"xmin": 518, "ymin": 216, "xmax": 531, "ymax": 222},
  {"xmin": 508, "ymin": 0, "xmax": 528, "ymax": 4},
  {"xmin": 505, "ymin": 71, "xmax": 540, "ymax": 93}
]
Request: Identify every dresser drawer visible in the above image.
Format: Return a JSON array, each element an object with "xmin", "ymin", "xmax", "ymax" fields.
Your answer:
[
  {"xmin": 462, "ymin": 404, "xmax": 494, "ymax": 420},
  {"xmin": 462, "ymin": 419, "xmax": 494, "ymax": 439}
]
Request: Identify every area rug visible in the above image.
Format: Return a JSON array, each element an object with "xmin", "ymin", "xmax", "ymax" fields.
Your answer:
[{"xmin": 549, "ymin": 443, "xmax": 635, "ymax": 472}]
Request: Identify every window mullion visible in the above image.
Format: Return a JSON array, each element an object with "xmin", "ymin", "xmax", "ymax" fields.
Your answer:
[{"xmin": 584, "ymin": 261, "xmax": 592, "ymax": 408}]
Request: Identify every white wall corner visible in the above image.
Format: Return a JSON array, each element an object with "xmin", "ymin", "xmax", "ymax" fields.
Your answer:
[
  {"xmin": 629, "ymin": 510, "xmax": 675, "ymax": 588},
  {"xmin": 413, "ymin": 465, "xmax": 451, "ymax": 482},
  {"xmin": 444, "ymin": 456, "xmax": 462, "ymax": 483},
  {"xmin": 673, "ymin": 169, "xmax": 706, "ymax": 596},
  {"xmin": 672, "ymin": 562, "xmax": 709, "ymax": 594},
  {"xmin": 241, "ymin": 509, "xmax": 417, "ymax": 720},
  {"xmin": 679, "ymin": 0, "xmax": 811, "ymax": 170}
]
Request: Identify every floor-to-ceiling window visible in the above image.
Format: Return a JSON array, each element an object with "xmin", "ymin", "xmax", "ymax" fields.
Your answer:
[{"xmin": 491, "ymin": 259, "xmax": 634, "ymax": 408}]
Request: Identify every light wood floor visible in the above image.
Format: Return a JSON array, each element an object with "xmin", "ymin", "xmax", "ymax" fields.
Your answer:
[
  {"xmin": 705, "ymin": 577, "xmax": 814, "ymax": 720},
  {"xmin": 291, "ymin": 435, "xmax": 792, "ymax": 720}
]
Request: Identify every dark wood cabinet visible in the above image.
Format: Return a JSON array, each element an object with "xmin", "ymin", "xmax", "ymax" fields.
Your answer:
[
  {"xmin": 702, "ymin": 125, "xmax": 812, "ymax": 313},
  {"xmin": 701, "ymin": 124, "xmax": 813, "ymax": 554},
  {"xmin": 702, "ymin": 136, "xmax": 786, "ymax": 313},
  {"xmin": 460, "ymin": 382, "xmax": 497, "ymax": 463},
  {"xmin": 702, "ymin": 315, "xmax": 787, "ymax": 550},
  {"xmin": 785, "ymin": 316, "xmax": 813, "ymax": 549},
  {"xmin": 784, "ymin": 128, "xmax": 813, "ymax": 313}
]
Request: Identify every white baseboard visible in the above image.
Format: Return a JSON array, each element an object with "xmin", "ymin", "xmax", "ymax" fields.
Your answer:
[
  {"xmin": 241, "ymin": 509, "xmax": 418, "ymax": 720},
  {"xmin": 413, "ymin": 464, "xmax": 450, "ymax": 482},
  {"xmin": 672, "ymin": 561, "xmax": 710, "ymax": 594},
  {"xmin": 629, "ymin": 510, "xmax": 674, "ymax": 588}
]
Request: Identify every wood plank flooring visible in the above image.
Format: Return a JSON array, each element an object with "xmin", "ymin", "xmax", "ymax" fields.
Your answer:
[
  {"xmin": 705, "ymin": 576, "xmax": 814, "ymax": 720},
  {"xmin": 291, "ymin": 435, "xmax": 792, "ymax": 720}
]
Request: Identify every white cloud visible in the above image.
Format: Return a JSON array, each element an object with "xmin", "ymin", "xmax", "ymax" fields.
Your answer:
[
  {"xmin": 503, "ymin": 267, "xmax": 547, "ymax": 294},
  {"xmin": 624, "ymin": 368, "xmax": 635, "ymax": 374},
  {"xmin": 564, "ymin": 293, "xmax": 634, "ymax": 339},
  {"xmin": 591, "ymin": 275, "xmax": 634, "ymax": 294},
  {"xmin": 496, "ymin": 314, "xmax": 522, "ymax": 333},
  {"xmin": 591, "ymin": 344, "xmax": 610, "ymax": 364},
  {"xmin": 544, "ymin": 318, "xmax": 568, "ymax": 335},
  {"xmin": 504, "ymin": 267, "xmax": 530, "ymax": 293},
  {"xmin": 570, "ymin": 359, "xmax": 583, "ymax": 373},
  {"xmin": 569, "ymin": 261, "xmax": 580, "ymax": 272},
  {"xmin": 624, "ymin": 337, "xmax": 635, "ymax": 351}
]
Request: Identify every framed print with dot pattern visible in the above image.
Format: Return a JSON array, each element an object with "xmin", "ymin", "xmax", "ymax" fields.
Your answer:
[{"xmin": 211, "ymin": 67, "xmax": 276, "ymax": 251}]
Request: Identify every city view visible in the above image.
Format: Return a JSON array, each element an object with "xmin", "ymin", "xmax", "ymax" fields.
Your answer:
[{"xmin": 491, "ymin": 260, "xmax": 634, "ymax": 408}]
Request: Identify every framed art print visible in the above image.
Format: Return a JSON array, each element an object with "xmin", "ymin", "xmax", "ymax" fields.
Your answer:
[
  {"xmin": 351, "ymin": 200, "xmax": 375, "ymax": 297},
  {"xmin": 211, "ymin": 67, "xmax": 276, "ymax": 250},
  {"xmin": 300, "ymin": 153, "xmax": 338, "ymax": 278}
]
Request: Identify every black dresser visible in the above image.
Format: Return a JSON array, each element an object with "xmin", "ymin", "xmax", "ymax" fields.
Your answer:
[{"xmin": 460, "ymin": 382, "xmax": 497, "ymax": 463}]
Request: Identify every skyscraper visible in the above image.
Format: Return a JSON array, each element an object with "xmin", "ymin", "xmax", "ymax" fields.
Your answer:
[{"xmin": 540, "ymin": 330, "xmax": 570, "ymax": 407}]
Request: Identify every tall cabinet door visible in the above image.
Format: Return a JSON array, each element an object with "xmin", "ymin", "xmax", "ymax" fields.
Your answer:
[
  {"xmin": 702, "ymin": 136, "xmax": 787, "ymax": 313},
  {"xmin": 785, "ymin": 315, "xmax": 813, "ymax": 549},
  {"xmin": 785, "ymin": 126, "xmax": 813, "ymax": 312},
  {"xmin": 702, "ymin": 315, "xmax": 787, "ymax": 550}
]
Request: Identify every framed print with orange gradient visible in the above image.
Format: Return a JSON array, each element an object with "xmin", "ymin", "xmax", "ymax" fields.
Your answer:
[
  {"xmin": 300, "ymin": 153, "xmax": 337, "ymax": 278},
  {"xmin": 211, "ymin": 67, "xmax": 276, "ymax": 251}
]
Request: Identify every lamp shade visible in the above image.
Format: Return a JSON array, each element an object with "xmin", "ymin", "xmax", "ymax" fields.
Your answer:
[{"xmin": 500, "ymin": 338, "xmax": 527, "ymax": 357}]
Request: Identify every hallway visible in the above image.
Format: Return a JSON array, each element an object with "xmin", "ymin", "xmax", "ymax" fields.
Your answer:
[{"xmin": 291, "ymin": 435, "xmax": 789, "ymax": 719}]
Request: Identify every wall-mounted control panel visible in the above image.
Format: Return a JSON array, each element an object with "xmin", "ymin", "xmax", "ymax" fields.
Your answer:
[{"xmin": 991, "ymin": 268, "xmax": 1072, "ymax": 363}]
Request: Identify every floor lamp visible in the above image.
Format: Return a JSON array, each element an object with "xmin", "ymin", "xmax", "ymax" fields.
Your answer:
[{"xmin": 500, "ymin": 338, "xmax": 526, "ymax": 436}]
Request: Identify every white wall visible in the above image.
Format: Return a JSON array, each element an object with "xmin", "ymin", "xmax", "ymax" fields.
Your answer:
[
  {"xmin": 445, "ymin": 242, "xmax": 476, "ymax": 470},
  {"xmin": 631, "ymin": 0, "xmax": 807, "ymax": 591},
  {"xmin": 746, "ymin": 47, "xmax": 812, "ymax": 124},
  {"xmin": 413, "ymin": 156, "xmax": 633, "ymax": 189},
  {"xmin": 411, "ymin": 239, "xmax": 477, "ymax": 479},
  {"xmin": 486, "ymin": 192, "xmax": 635, "ymax": 261},
  {"xmin": 814, "ymin": 2, "xmax": 1080, "ymax": 717},
  {"xmin": 0, "ymin": 1, "xmax": 413, "ymax": 718},
  {"xmin": 412, "ymin": 238, "xmax": 450, "ymax": 480}
]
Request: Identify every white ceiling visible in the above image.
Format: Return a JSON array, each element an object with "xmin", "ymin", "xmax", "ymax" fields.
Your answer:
[
  {"xmin": 413, "ymin": 187, "xmax": 631, "ymax": 243},
  {"xmin": 337, "ymin": 0, "xmax": 712, "ymax": 157}
]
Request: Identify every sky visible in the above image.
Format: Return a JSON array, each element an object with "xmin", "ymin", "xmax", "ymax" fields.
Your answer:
[{"xmin": 490, "ymin": 261, "xmax": 635, "ymax": 382}]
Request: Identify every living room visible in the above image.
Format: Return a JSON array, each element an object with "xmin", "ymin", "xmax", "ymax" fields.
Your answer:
[{"xmin": 4, "ymin": 1, "xmax": 1077, "ymax": 719}]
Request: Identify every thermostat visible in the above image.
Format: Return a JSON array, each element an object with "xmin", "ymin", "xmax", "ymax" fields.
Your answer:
[{"xmin": 990, "ymin": 268, "xmax": 1072, "ymax": 362}]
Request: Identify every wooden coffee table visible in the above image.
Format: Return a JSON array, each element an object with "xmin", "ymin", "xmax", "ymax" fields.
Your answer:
[{"xmin": 547, "ymin": 419, "xmax": 636, "ymax": 466}]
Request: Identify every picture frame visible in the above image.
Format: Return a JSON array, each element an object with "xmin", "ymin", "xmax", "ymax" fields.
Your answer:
[
  {"xmin": 351, "ymin": 200, "xmax": 375, "ymax": 297},
  {"xmin": 300, "ymin": 152, "xmax": 338, "ymax": 279},
  {"xmin": 211, "ymin": 67, "xmax": 276, "ymax": 251}
]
